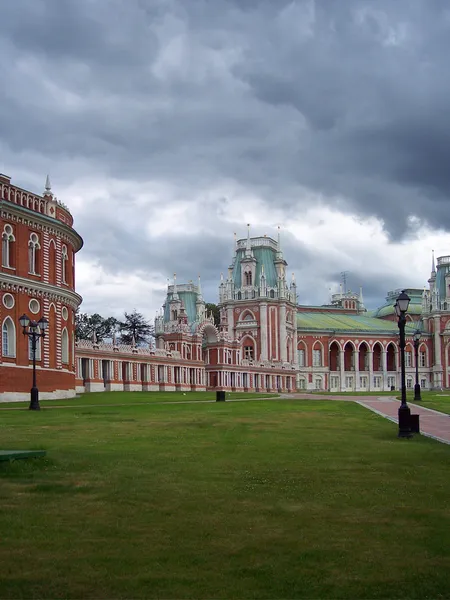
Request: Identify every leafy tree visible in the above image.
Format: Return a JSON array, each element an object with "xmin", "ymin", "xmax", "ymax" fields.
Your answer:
[
  {"xmin": 119, "ymin": 309, "xmax": 154, "ymax": 345},
  {"xmin": 205, "ymin": 302, "xmax": 220, "ymax": 327},
  {"xmin": 75, "ymin": 310, "xmax": 118, "ymax": 342}
]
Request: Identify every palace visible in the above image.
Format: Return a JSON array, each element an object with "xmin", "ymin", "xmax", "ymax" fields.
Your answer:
[{"xmin": 1, "ymin": 174, "xmax": 450, "ymax": 400}]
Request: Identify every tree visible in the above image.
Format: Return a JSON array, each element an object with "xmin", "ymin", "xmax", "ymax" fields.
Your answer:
[
  {"xmin": 205, "ymin": 303, "xmax": 220, "ymax": 327},
  {"xmin": 75, "ymin": 310, "xmax": 118, "ymax": 342},
  {"xmin": 119, "ymin": 309, "xmax": 154, "ymax": 345}
]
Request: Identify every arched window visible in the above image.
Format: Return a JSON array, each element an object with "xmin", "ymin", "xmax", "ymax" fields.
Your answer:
[
  {"xmin": 2, "ymin": 224, "xmax": 15, "ymax": 268},
  {"xmin": 312, "ymin": 343, "xmax": 323, "ymax": 367},
  {"xmin": 244, "ymin": 271, "xmax": 252, "ymax": 286},
  {"xmin": 2, "ymin": 317, "xmax": 16, "ymax": 357},
  {"xmin": 62, "ymin": 328, "xmax": 69, "ymax": 364},
  {"xmin": 28, "ymin": 232, "xmax": 41, "ymax": 274},
  {"xmin": 269, "ymin": 289, "xmax": 275, "ymax": 298},
  {"xmin": 49, "ymin": 239, "xmax": 57, "ymax": 284},
  {"xmin": 61, "ymin": 245, "xmax": 68, "ymax": 283}
]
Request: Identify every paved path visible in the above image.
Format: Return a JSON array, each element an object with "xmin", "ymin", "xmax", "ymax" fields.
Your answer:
[{"xmin": 289, "ymin": 393, "xmax": 450, "ymax": 445}]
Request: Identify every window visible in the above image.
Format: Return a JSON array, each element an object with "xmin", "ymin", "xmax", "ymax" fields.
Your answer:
[
  {"xmin": 419, "ymin": 351, "xmax": 427, "ymax": 367},
  {"xmin": 298, "ymin": 378, "xmax": 306, "ymax": 389},
  {"xmin": 28, "ymin": 232, "xmax": 40, "ymax": 275},
  {"xmin": 359, "ymin": 376, "xmax": 367, "ymax": 389},
  {"xmin": 345, "ymin": 376, "xmax": 353, "ymax": 389},
  {"xmin": 28, "ymin": 336, "xmax": 41, "ymax": 361},
  {"xmin": 315, "ymin": 378, "xmax": 322, "ymax": 390},
  {"xmin": 331, "ymin": 376, "xmax": 339, "ymax": 389},
  {"xmin": 61, "ymin": 328, "xmax": 69, "ymax": 364},
  {"xmin": 406, "ymin": 378, "xmax": 413, "ymax": 389},
  {"xmin": 244, "ymin": 345, "xmax": 254, "ymax": 360},
  {"xmin": 2, "ymin": 224, "xmax": 15, "ymax": 268},
  {"xmin": 2, "ymin": 317, "xmax": 16, "ymax": 357},
  {"xmin": 387, "ymin": 376, "xmax": 396, "ymax": 389},
  {"xmin": 313, "ymin": 349, "xmax": 322, "ymax": 366},
  {"xmin": 61, "ymin": 245, "xmax": 68, "ymax": 283},
  {"xmin": 405, "ymin": 351, "xmax": 412, "ymax": 367},
  {"xmin": 373, "ymin": 376, "xmax": 381, "ymax": 389},
  {"xmin": 420, "ymin": 378, "xmax": 426, "ymax": 388},
  {"xmin": 244, "ymin": 271, "xmax": 252, "ymax": 286},
  {"xmin": 298, "ymin": 349, "xmax": 305, "ymax": 367}
]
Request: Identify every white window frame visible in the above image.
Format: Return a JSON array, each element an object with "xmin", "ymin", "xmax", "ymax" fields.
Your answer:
[{"xmin": 2, "ymin": 317, "xmax": 16, "ymax": 357}]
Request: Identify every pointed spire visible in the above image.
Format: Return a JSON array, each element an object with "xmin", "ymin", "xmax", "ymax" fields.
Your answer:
[
  {"xmin": 197, "ymin": 274, "xmax": 203, "ymax": 301},
  {"xmin": 359, "ymin": 286, "xmax": 364, "ymax": 308},
  {"xmin": 261, "ymin": 263, "xmax": 265, "ymax": 277},
  {"xmin": 173, "ymin": 273, "xmax": 178, "ymax": 300},
  {"xmin": 220, "ymin": 272, "xmax": 224, "ymax": 282},
  {"xmin": 92, "ymin": 329, "xmax": 97, "ymax": 344},
  {"xmin": 44, "ymin": 174, "xmax": 53, "ymax": 197},
  {"xmin": 432, "ymin": 249, "xmax": 436, "ymax": 273},
  {"xmin": 131, "ymin": 333, "xmax": 136, "ymax": 347},
  {"xmin": 112, "ymin": 330, "xmax": 117, "ymax": 346},
  {"xmin": 245, "ymin": 223, "xmax": 253, "ymax": 258}
]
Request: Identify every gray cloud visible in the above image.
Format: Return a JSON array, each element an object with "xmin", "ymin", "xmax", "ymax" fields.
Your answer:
[{"xmin": 1, "ymin": 0, "xmax": 448, "ymax": 314}]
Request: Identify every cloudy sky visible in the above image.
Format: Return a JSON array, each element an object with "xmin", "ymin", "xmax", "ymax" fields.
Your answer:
[{"xmin": 2, "ymin": 0, "xmax": 450, "ymax": 320}]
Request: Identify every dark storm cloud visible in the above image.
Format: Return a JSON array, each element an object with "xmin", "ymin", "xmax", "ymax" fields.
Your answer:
[{"xmin": 1, "ymin": 0, "xmax": 449, "ymax": 310}]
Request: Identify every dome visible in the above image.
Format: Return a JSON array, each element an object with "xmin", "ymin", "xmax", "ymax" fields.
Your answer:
[{"xmin": 373, "ymin": 288, "xmax": 423, "ymax": 318}]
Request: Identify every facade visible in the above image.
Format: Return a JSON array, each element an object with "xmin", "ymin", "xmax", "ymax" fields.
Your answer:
[
  {"xmin": 0, "ymin": 174, "xmax": 83, "ymax": 400},
  {"xmin": 2, "ymin": 174, "xmax": 450, "ymax": 400}
]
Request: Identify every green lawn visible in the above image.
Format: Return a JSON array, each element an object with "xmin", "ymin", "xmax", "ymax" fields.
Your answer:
[
  {"xmin": 412, "ymin": 391, "xmax": 450, "ymax": 414},
  {"xmin": 1, "ymin": 395, "xmax": 449, "ymax": 599}
]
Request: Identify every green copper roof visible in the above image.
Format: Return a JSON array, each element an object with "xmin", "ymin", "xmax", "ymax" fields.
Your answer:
[
  {"xmin": 435, "ymin": 257, "xmax": 450, "ymax": 300},
  {"xmin": 297, "ymin": 312, "xmax": 418, "ymax": 334},
  {"xmin": 164, "ymin": 291, "xmax": 199, "ymax": 324},
  {"xmin": 232, "ymin": 246, "xmax": 279, "ymax": 288},
  {"xmin": 372, "ymin": 288, "xmax": 423, "ymax": 318}
]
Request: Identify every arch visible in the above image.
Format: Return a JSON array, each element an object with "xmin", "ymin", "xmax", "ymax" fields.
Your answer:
[
  {"xmin": 61, "ymin": 244, "xmax": 68, "ymax": 284},
  {"xmin": 28, "ymin": 232, "xmax": 41, "ymax": 275},
  {"xmin": 2, "ymin": 317, "xmax": 16, "ymax": 357},
  {"xmin": 241, "ymin": 334, "xmax": 256, "ymax": 360},
  {"xmin": 239, "ymin": 309, "xmax": 256, "ymax": 322},
  {"xmin": 329, "ymin": 341, "xmax": 340, "ymax": 371},
  {"xmin": 61, "ymin": 327, "xmax": 69, "ymax": 364},
  {"xmin": 386, "ymin": 342, "xmax": 397, "ymax": 371},
  {"xmin": 343, "ymin": 341, "xmax": 356, "ymax": 371},
  {"xmin": 372, "ymin": 342, "xmax": 383, "ymax": 372},
  {"xmin": 269, "ymin": 289, "xmax": 275, "ymax": 299},
  {"xmin": 297, "ymin": 340, "xmax": 307, "ymax": 367},
  {"xmin": 2, "ymin": 224, "xmax": 15, "ymax": 268},
  {"xmin": 312, "ymin": 340, "xmax": 324, "ymax": 367},
  {"xmin": 418, "ymin": 343, "xmax": 428, "ymax": 368},
  {"xmin": 198, "ymin": 322, "xmax": 219, "ymax": 345},
  {"xmin": 48, "ymin": 304, "xmax": 57, "ymax": 368},
  {"xmin": 358, "ymin": 341, "xmax": 369, "ymax": 371}
]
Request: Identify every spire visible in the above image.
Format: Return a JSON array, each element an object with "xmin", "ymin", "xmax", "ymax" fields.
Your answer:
[
  {"xmin": 197, "ymin": 274, "xmax": 203, "ymax": 301},
  {"xmin": 220, "ymin": 272, "xmax": 224, "ymax": 282},
  {"xmin": 432, "ymin": 249, "xmax": 436, "ymax": 274},
  {"xmin": 245, "ymin": 223, "xmax": 253, "ymax": 258},
  {"xmin": 359, "ymin": 286, "xmax": 364, "ymax": 309},
  {"xmin": 44, "ymin": 174, "xmax": 53, "ymax": 197},
  {"xmin": 173, "ymin": 273, "xmax": 179, "ymax": 300},
  {"xmin": 131, "ymin": 333, "xmax": 136, "ymax": 347}
]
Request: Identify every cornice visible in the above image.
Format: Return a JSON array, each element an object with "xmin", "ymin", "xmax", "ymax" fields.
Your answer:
[
  {"xmin": 0, "ymin": 201, "xmax": 83, "ymax": 251},
  {"xmin": 0, "ymin": 272, "xmax": 82, "ymax": 309}
]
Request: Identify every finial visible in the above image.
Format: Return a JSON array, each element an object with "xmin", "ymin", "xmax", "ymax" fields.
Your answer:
[
  {"xmin": 173, "ymin": 273, "xmax": 178, "ymax": 299},
  {"xmin": 277, "ymin": 225, "xmax": 283, "ymax": 258},
  {"xmin": 291, "ymin": 272, "xmax": 296, "ymax": 283},
  {"xmin": 220, "ymin": 272, "xmax": 224, "ymax": 281},
  {"xmin": 197, "ymin": 274, "xmax": 203, "ymax": 300},
  {"xmin": 131, "ymin": 333, "xmax": 136, "ymax": 347},
  {"xmin": 432, "ymin": 250, "xmax": 435, "ymax": 273},
  {"xmin": 44, "ymin": 174, "xmax": 53, "ymax": 197}
]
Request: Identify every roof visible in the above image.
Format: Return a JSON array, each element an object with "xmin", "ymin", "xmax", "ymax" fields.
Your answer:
[
  {"xmin": 232, "ymin": 245, "xmax": 279, "ymax": 288},
  {"xmin": 297, "ymin": 311, "xmax": 419, "ymax": 334},
  {"xmin": 164, "ymin": 290, "xmax": 199, "ymax": 324},
  {"xmin": 372, "ymin": 288, "xmax": 423, "ymax": 318}
]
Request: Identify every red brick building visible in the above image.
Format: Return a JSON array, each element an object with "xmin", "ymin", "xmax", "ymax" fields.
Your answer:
[{"xmin": 0, "ymin": 174, "xmax": 83, "ymax": 400}]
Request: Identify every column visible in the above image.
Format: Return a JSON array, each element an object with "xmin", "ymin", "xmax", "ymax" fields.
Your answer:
[
  {"xmin": 433, "ymin": 315, "xmax": 443, "ymax": 388},
  {"xmin": 354, "ymin": 348, "xmax": 359, "ymax": 391},
  {"xmin": 279, "ymin": 303, "xmax": 287, "ymax": 362},
  {"xmin": 260, "ymin": 303, "xmax": 268, "ymax": 360},
  {"xmin": 339, "ymin": 349, "xmax": 345, "ymax": 391},
  {"xmin": 368, "ymin": 350, "xmax": 373, "ymax": 391},
  {"xmin": 227, "ymin": 306, "xmax": 234, "ymax": 340},
  {"xmin": 381, "ymin": 350, "xmax": 388, "ymax": 391}
]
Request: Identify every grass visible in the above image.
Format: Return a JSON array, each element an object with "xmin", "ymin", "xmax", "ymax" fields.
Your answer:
[
  {"xmin": 0, "ymin": 393, "xmax": 449, "ymax": 599},
  {"xmin": 412, "ymin": 391, "xmax": 450, "ymax": 414}
]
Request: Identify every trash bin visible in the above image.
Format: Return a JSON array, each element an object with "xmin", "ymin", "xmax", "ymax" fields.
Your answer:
[
  {"xmin": 410, "ymin": 414, "xmax": 420, "ymax": 433},
  {"xmin": 216, "ymin": 390, "xmax": 226, "ymax": 402},
  {"xmin": 390, "ymin": 385, "xmax": 395, "ymax": 391}
]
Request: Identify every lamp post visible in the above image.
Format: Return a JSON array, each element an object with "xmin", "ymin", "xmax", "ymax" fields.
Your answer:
[
  {"xmin": 413, "ymin": 329, "xmax": 422, "ymax": 402},
  {"xmin": 394, "ymin": 291, "xmax": 412, "ymax": 438},
  {"xmin": 19, "ymin": 314, "xmax": 49, "ymax": 411}
]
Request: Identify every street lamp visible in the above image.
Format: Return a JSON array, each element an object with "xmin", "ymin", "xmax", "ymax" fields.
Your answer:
[
  {"xmin": 413, "ymin": 329, "xmax": 422, "ymax": 402},
  {"xmin": 19, "ymin": 314, "xmax": 49, "ymax": 411},
  {"xmin": 394, "ymin": 290, "xmax": 412, "ymax": 438}
]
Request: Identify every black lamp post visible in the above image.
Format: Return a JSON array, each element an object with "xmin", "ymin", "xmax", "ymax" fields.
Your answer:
[
  {"xmin": 394, "ymin": 291, "xmax": 412, "ymax": 438},
  {"xmin": 413, "ymin": 329, "xmax": 422, "ymax": 402},
  {"xmin": 19, "ymin": 313, "xmax": 49, "ymax": 411}
]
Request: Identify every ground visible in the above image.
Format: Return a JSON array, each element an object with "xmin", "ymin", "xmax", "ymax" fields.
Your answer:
[{"xmin": 0, "ymin": 392, "xmax": 449, "ymax": 599}]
